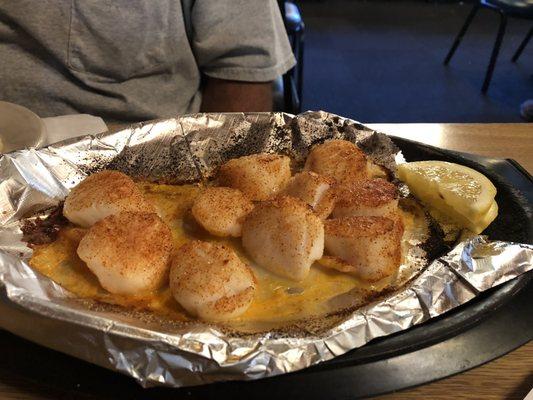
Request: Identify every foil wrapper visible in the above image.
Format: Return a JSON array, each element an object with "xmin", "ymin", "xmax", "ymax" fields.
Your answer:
[{"xmin": 0, "ymin": 111, "xmax": 531, "ymax": 388}]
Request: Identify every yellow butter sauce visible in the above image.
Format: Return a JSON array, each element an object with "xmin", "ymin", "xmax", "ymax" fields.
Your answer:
[{"xmin": 29, "ymin": 182, "xmax": 416, "ymax": 324}]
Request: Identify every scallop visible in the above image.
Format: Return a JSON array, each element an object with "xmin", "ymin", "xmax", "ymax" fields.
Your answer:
[
  {"xmin": 242, "ymin": 196, "xmax": 324, "ymax": 281},
  {"xmin": 169, "ymin": 241, "xmax": 256, "ymax": 321},
  {"xmin": 324, "ymin": 216, "xmax": 403, "ymax": 282},
  {"xmin": 64, "ymin": 170, "xmax": 154, "ymax": 228},
  {"xmin": 304, "ymin": 140, "xmax": 369, "ymax": 184},
  {"xmin": 283, "ymin": 171, "xmax": 336, "ymax": 219},
  {"xmin": 77, "ymin": 212, "xmax": 173, "ymax": 295},
  {"xmin": 191, "ymin": 187, "xmax": 254, "ymax": 237},
  {"xmin": 218, "ymin": 153, "xmax": 291, "ymax": 201},
  {"xmin": 333, "ymin": 178, "xmax": 399, "ymax": 219}
]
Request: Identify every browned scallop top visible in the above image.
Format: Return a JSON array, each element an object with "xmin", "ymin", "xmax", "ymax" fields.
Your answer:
[
  {"xmin": 304, "ymin": 140, "xmax": 368, "ymax": 183},
  {"xmin": 250, "ymin": 195, "xmax": 316, "ymax": 218},
  {"xmin": 170, "ymin": 241, "xmax": 255, "ymax": 298},
  {"xmin": 192, "ymin": 187, "xmax": 253, "ymax": 220},
  {"xmin": 81, "ymin": 212, "xmax": 173, "ymax": 275},
  {"xmin": 308, "ymin": 140, "xmax": 367, "ymax": 163},
  {"xmin": 325, "ymin": 216, "xmax": 395, "ymax": 238},
  {"xmin": 219, "ymin": 153, "xmax": 290, "ymax": 175},
  {"xmin": 217, "ymin": 153, "xmax": 291, "ymax": 200},
  {"xmin": 66, "ymin": 170, "xmax": 152, "ymax": 211},
  {"xmin": 335, "ymin": 179, "xmax": 398, "ymax": 207}
]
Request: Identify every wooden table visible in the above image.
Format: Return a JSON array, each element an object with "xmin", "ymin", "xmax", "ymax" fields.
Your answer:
[
  {"xmin": 0, "ymin": 123, "xmax": 531, "ymax": 400},
  {"xmin": 367, "ymin": 123, "xmax": 533, "ymax": 174},
  {"xmin": 365, "ymin": 123, "xmax": 533, "ymax": 400}
]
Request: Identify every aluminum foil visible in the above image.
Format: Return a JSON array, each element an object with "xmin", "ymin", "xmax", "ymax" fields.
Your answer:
[{"xmin": 0, "ymin": 111, "xmax": 531, "ymax": 388}]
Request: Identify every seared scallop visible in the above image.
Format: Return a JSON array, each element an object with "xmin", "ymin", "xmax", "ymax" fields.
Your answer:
[
  {"xmin": 242, "ymin": 196, "xmax": 324, "ymax": 281},
  {"xmin": 218, "ymin": 153, "xmax": 291, "ymax": 201},
  {"xmin": 77, "ymin": 212, "xmax": 173, "ymax": 295},
  {"xmin": 304, "ymin": 140, "xmax": 369, "ymax": 184},
  {"xmin": 191, "ymin": 187, "xmax": 254, "ymax": 237},
  {"xmin": 64, "ymin": 170, "xmax": 154, "ymax": 227},
  {"xmin": 324, "ymin": 216, "xmax": 403, "ymax": 282},
  {"xmin": 283, "ymin": 171, "xmax": 336, "ymax": 219},
  {"xmin": 169, "ymin": 241, "xmax": 256, "ymax": 321},
  {"xmin": 333, "ymin": 178, "xmax": 399, "ymax": 219}
]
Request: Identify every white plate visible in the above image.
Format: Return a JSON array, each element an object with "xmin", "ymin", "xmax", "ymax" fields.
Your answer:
[{"xmin": 0, "ymin": 101, "xmax": 46, "ymax": 153}]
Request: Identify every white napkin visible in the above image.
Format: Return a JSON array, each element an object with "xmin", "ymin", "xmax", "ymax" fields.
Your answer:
[{"xmin": 41, "ymin": 114, "xmax": 108, "ymax": 146}]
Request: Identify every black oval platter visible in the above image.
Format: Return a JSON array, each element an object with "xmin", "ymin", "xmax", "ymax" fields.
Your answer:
[{"xmin": 0, "ymin": 137, "xmax": 531, "ymax": 399}]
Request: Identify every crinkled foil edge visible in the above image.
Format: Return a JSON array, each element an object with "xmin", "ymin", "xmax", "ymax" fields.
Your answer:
[{"xmin": 0, "ymin": 111, "xmax": 531, "ymax": 388}]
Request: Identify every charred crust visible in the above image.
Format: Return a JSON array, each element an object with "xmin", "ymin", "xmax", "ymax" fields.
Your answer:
[{"xmin": 21, "ymin": 203, "xmax": 68, "ymax": 246}]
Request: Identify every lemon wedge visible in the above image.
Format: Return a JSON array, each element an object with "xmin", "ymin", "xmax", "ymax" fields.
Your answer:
[{"xmin": 397, "ymin": 161, "xmax": 498, "ymax": 234}]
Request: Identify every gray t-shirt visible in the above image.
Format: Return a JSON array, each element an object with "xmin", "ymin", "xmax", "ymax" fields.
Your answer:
[{"xmin": 0, "ymin": 0, "xmax": 295, "ymax": 122}]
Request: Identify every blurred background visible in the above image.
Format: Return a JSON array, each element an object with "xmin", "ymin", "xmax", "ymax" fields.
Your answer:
[{"xmin": 281, "ymin": 0, "xmax": 533, "ymax": 122}]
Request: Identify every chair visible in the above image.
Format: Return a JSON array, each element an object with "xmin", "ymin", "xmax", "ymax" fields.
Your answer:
[
  {"xmin": 443, "ymin": 0, "xmax": 533, "ymax": 93},
  {"xmin": 512, "ymin": 25, "xmax": 532, "ymax": 61},
  {"xmin": 274, "ymin": 0, "xmax": 305, "ymax": 114}
]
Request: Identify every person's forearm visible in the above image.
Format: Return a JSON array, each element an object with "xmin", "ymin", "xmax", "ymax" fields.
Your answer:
[{"xmin": 200, "ymin": 77, "xmax": 273, "ymax": 112}]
